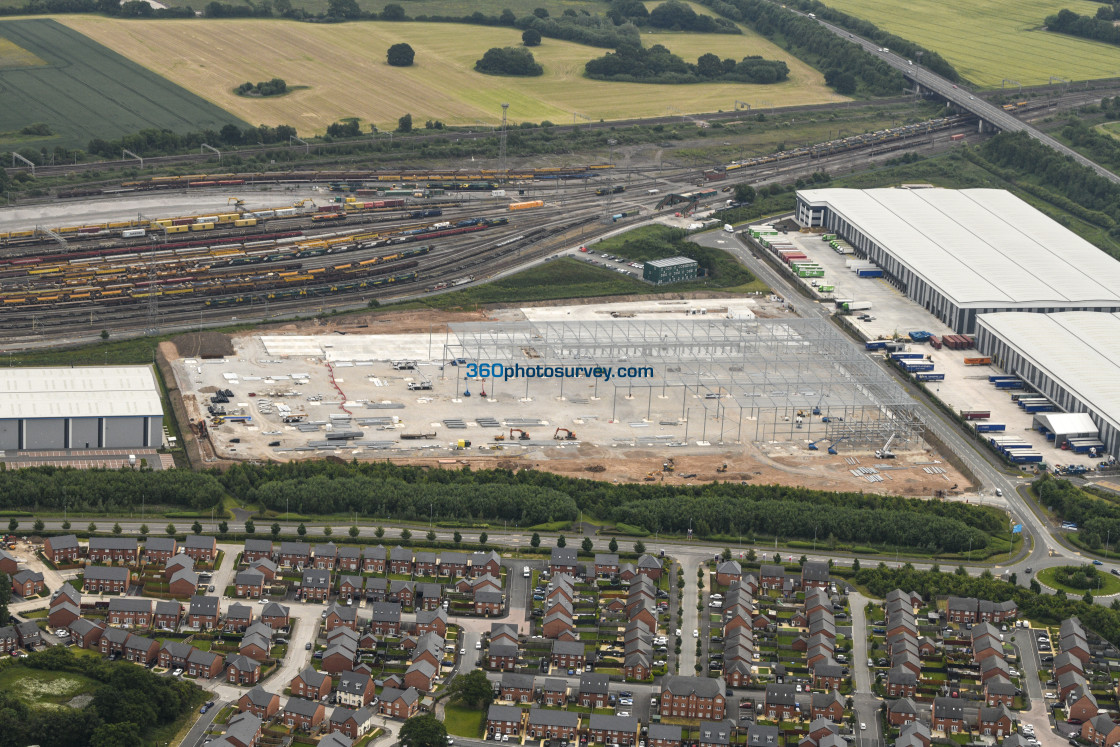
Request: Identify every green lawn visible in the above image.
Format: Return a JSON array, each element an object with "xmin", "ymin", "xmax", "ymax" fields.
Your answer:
[
  {"xmin": 0, "ymin": 666, "xmax": 100, "ymax": 708},
  {"xmin": 826, "ymin": 0, "xmax": 1120, "ymax": 86},
  {"xmin": 1037, "ymin": 566, "xmax": 1120, "ymax": 596},
  {"xmin": 0, "ymin": 19, "xmax": 245, "ymax": 150},
  {"xmin": 443, "ymin": 703, "xmax": 486, "ymax": 737}
]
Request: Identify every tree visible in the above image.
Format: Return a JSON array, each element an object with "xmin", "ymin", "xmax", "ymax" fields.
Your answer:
[
  {"xmin": 1085, "ymin": 590, "xmax": 1095, "ymax": 604},
  {"xmin": 427, "ymin": 529, "xmax": 436, "ymax": 542},
  {"xmin": 218, "ymin": 520, "xmax": 228, "ymax": 534},
  {"xmin": 852, "ymin": 557, "xmax": 860, "ymax": 572},
  {"xmin": 1030, "ymin": 578, "xmax": 1042, "ymax": 593},
  {"xmin": 746, "ymin": 548, "xmax": 756, "ymax": 562},
  {"xmin": 697, "ymin": 52, "xmax": 722, "ymax": 77},
  {"xmin": 166, "ymin": 523, "xmax": 176, "ymax": 536},
  {"xmin": 499, "ymin": 8, "xmax": 516, "ymax": 24},
  {"xmin": 0, "ymin": 572, "xmax": 9, "ymax": 626},
  {"xmin": 61, "ymin": 520, "xmax": 71, "ymax": 531},
  {"xmin": 446, "ymin": 669, "xmax": 494, "ymax": 708},
  {"xmin": 733, "ymin": 183, "xmax": 755, "ymax": 204},
  {"xmin": 522, "ymin": 28, "xmax": 542, "ymax": 46},
  {"xmin": 387, "ymin": 43, "xmax": 415, "ymax": 67},
  {"xmin": 323, "ymin": 525, "xmax": 332, "ymax": 536},
  {"xmin": 475, "ymin": 47, "xmax": 543, "ymax": 77},
  {"xmin": 557, "ymin": 535, "xmax": 566, "ymax": 548},
  {"xmin": 33, "ymin": 518, "xmax": 44, "ymax": 532},
  {"xmin": 271, "ymin": 522, "xmax": 281, "ymax": 538},
  {"xmin": 397, "ymin": 113, "xmax": 413, "ymax": 133},
  {"xmin": 453, "ymin": 531, "xmax": 462, "ymax": 545},
  {"xmin": 530, "ymin": 532, "xmax": 541, "ymax": 548},
  {"xmin": 532, "ymin": 6, "xmax": 548, "ymax": 17},
  {"xmin": 100, "ymin": 330, "xmax": 110, "ymax": 340},
  {"xmin": 773, "ymin": 553, "xmax": 781, "ymax": 564},
  {"xmin": 245, "ymin": 519, "xmax": 255, "ymax": 534},
  {"xmin": 608, "ymin": 537, "xmax": 618, "ymax": 553},
  {"xmin": 192, "ymin": 521, "xmax": 203, "ymax": 535},
  {"xmin": 582, "ymin": 537, "xmax": 594, "ymax": 553},
  {"xmin": 634, "ymin": 540, "xmax": 645, "ymax": 554},
  {"xmin": 326, "ymin": 0, "xmax": 359, "ymax": 17},
  {"xmin": 88, "ymin": 522, "xmax": 97, "ymax": 534},
  {"xmin": 376, "ymin": 526, "xmax": 385, "ymax": 539},
  {"xmin": 350, "ymin": 525, "xmax": 360, "ymax": 538},
  {"xmin": 380, "ymin": 2, "xmax": 405, "ymax": 20},
  {"xmin": 90, "ymin": 722, "xmax": 143, "ymax": 747},
  {"xmin": 401, "ymin": 528, "xmax": 412, "ymax": 541},
  {"xmin": 7, "ymin": 518, "xmax": 16, "ymax": 532},
  {"xmin": 721, "ymin": 547, "xmax": 732, "ymax": 561},
  {"xmin": 297, "ymin": 523, "xmax": 307, "ymax": 537},
  {"xmin": 399, "ymin": 713, "xmax": 448, "ymax": 747},
  {"xmin": 479, "ymin": 532, "xmax": 488, "ymax": 546},
  {"xmin": 799, "ymin": 554, "xmax": 807, "ymax": 566},
  {"xmin": 139, "ymin": 524, "xmax": 149, "ymax": 535},
  {"xmin": 113, "ymin": 522, "xmax": 122, "ymax": 535}
]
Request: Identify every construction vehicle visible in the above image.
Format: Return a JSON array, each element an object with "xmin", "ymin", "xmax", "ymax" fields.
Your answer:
[
  {"xmin": 493, "ymin": 433, "xmax": 506, "ymax": 442},
  {"xmin": 716, "ymin": 463, "xmax": 728, "ymax": 473},
  {"xmin": 663, "ymin": 457, "xmax": 675, "ymax": 473},
  {"xmin": 554, "ymin": 428, "xmax": 577, "ymax": 440},
  {"xmin": 510, "ymin": 428, "xmax": 531, "ymax": 441},
  {"xmin": 875, "ymin": 434, "xmax": 897, "ymax": 459},
  {"xmin": 644, "ymin": 472, "xmax": 658, "ymax": 482},
  {"xmin": 452, "ymin": 439, "xmax": 472, "ymax": 449},
  {"xmin": 227, "ymin": 197, "xmax": 247, "ymax": 211},
  {"xmin": 808, "ymin": 436, "xmax": 850, "ymax": 455}
]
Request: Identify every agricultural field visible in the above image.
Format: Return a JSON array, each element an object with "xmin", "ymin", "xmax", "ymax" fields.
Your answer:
[
  {"xmin": 65, "ymin": 17, "xmax": 845, "ymax": 134},
  {"xmin": 0, "ymin": 666, "xmax": 100, "ymax": 709},
  {"xmin": 0, "ymin": 19, "xmax": 245, "ymax": 150},
  {"xmin": 827, "ymin": 0, "xmax": 1120, "ymax": 86}
]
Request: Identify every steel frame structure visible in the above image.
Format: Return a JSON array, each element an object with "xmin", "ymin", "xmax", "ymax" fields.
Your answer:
[{"xmin": 446, "ymin": 319, "xmax": 923, "ymax": 448}]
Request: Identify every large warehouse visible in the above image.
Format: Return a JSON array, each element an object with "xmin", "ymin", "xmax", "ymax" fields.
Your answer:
[
  {"xmin": 0, "ymin": 366, "xmax": 163, "ymax": 451},
  {"xmin": 795, "ymin": 188, "xmax": 1120, "ymax": 333},
  {"xmin": 975, "ymin": 312, "xmax": 1120, "ymax": 458}
]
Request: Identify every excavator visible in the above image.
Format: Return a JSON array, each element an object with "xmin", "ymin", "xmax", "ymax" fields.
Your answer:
[
  {"xmin": 716, "ymin": 463, "xmax": 728, "ymax": 473},
  {"xmin": 493, "ymin": 433, "xmax": 506, "ymax": 442},
  {"xmin": 227, "ymin": 197, "xmax": 247, "ymax": 211},
  {"xmin": 510, "ymin": 428, "xmax": 531, "ymax": 441},
  {"xmin": 554, "ymin": 428, "xmax": 577, "ymax": 440},
  {"xmin": 663, "ymin": 457, "xmax": 675, "ymax": 473}
]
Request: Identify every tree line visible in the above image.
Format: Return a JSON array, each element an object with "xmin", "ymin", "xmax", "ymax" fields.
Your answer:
[
  {"xmin": 1045, "ymin": 7, "xmax": 1120, "ymax": 47},
  {"xmin": 607, "ymin": 0, "xmax": 740, "ymax": 34},
  {"xmin": 687, "ymin": 0, "xmax": 906, "ymax": 96},
  {"xmin": 215, "ymin": 461, "xmax": 1003, "ymax": 552},
  {"xmin": 235, "ymin": 78, "xmax": 288, "ymax": 97},
  {"xmin": 585, "ymin": 45, "xmax": 789, "ymax": 84},
  {"xmin": 0, "ymin": 465, "xmax": 225, "ymax": 513},
  {"xmin": 1034, "ymin": 474, "xmax": 1120, "ymax": 551},
  {"xmin": 475, "ymin": 47, "xmax": 544, "ymax": 77},
  {"xmin": 854, "ymin": 564, "xmax": 1120, "ymax": 647},
  {"xmin": 87, "ymin": 122, "xmax": 298, "ymax": 159},
  {"xmin": 0, "ymin": 646, "xmax": 203, "ymax": 747}
]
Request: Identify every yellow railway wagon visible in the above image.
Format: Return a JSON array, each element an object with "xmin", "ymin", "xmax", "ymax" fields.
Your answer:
[
  {"xmin": 286, "ymin": 275, "xmax": 312, "ymax": 282},
  {"xmin": 166, "ymin": 225, "xmax": 189, "ymax": 234},
  {"xmin": 8, "ymin": 231, "xmax": 34, "ymax": 239},
  {"xmin": 189, "ymin": 223, "xmax": 215, "ymax": 232},
  {"xmin": 509, "ymin": 200, "xmax": 544, "ymax": 211},
  {"xmin": 234, "ymin": 218, "xmax": 258, "ymax": 227},
  {"xmin": 34, "ymin": 295, "xmax": 60, "ymax": 303},
  {"xmin": 3, "ymin": 297, "xmax": 25, "ymax": 305},
  {"xmin": 217, "ymin": 213, "xmax": 240, "ymax": 223},
  {"xmin": 107, "ymin": 221, "xmax": 131, "ymax": 229},
  {"xmin": 377, "ymin": 175, "xmax": 400, "ymax": 181},
  {"xmin": 152, "ymin": 219, "xmax": 173, "ymax": 228},
  {"xmin": 588, "ymin": 164, "xmax": 614, "ymax": 170},
  {"xmin": 29, "ymin": 266, "xmax": 62, "ymax": 275},
  {"xmin": 57, "ymin": 226, "xmax": 81, "ymax": 234}
]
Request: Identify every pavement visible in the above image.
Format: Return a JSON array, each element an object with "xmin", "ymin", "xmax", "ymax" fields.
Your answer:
[{"xmin": 848, "ymin": 592, "xmax": 881, "ymax": 747}]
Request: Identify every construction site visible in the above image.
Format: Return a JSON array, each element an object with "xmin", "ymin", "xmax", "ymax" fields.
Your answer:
[{"xmin": 165, "ymin": 299, "xmax": 968, "ymax": 496}]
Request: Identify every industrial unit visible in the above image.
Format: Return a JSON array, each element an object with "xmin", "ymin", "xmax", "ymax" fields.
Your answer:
[
  {"xmin": 794, "ymin": 188, "xmax": 1120, "ymax": 333},
  {"xmin": 975, "ymin": 312, "xmax": 1120, "ymax": 458},
  {"xmin": 0, "ymin": 366, "xmax": 163, "ymax": 450},
  {"xmin": 643, "ymin": 257, "xmax": 698, "ymax": 285}
]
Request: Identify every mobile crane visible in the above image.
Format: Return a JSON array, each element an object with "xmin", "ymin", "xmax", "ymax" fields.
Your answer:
[
  {"xmin": 875, "ymin": 434, "xmax": 897, "ymax": 459},
  {"xmin": 554, "ymin": 428, "xmax": 577, "ymax": 440},
  {"xmin": 510, "ymin": 428, "xmax": 531, "ymax": 441}
]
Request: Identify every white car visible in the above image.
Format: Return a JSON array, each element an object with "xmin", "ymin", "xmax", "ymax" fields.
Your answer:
[
  {"xmin": 475, "ymin": 641, "xmax": 482, "ymax": 650},
  {"xmin": 675, "ymin": 629, "xmax": 682, "ymax": 637},
  {"xmin": 172, "ymin": 668, "xmax": 183, "ymax": 676},
  {"xmin": 460, "ymin": 648, "xmax": 466, "ymax": 655},
  {"xmin": 693, "ymin": 629, "xmax": 699, "ymax": 638},
  {"xmin": 860, "ymin": 723, "xmax": 867, "ymax": 731},
  {"xmin": 54, "ymin": 629, "xmax": 69, "ymax": 638}
]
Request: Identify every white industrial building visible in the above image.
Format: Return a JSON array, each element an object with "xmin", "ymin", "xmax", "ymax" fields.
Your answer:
[
  {"xmin": 0, "ymin": 366, "xmax": 163, "ymax": 451},
  {"xmin": 975, "ymin": 312, "xmax": 1120, "ymax": 458},
  {"xmin": 795, "ymin": 188, "xmax": 1120, "ymax": 333}
]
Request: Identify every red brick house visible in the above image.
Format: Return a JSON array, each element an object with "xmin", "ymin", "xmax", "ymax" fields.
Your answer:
[
  {"xmin": 187, "ymin": 595, "xmax": 220, "ymax": 629},
  {"xmin": 83, "ymin": 566, "xmax": 130, "ymax": 594},
  {"xmin": 637, "ymin": 554, "xmax": 663, "ymax": 580},
  {"xmin": 415, "ymin": 608, "xmax": 447, "ymax": 637},
  {"xmin": 715, "ymin": 560, "xmax": 742, "ymax": 587},
  {"xmin": 225, "ymin": 653, "xmax": 261, "ymax": 685},
  {"xmin": 87, "ymin": 537, "xmax": 138, "ymax": 565},
  {"xmin": 886, "ymin": 698, "xmax": 918, "ymax": 727},
  {"xmin": 471, "ymin": 551, "xmax": 502, "ymax": 578},
  {"xmin": 183, "ymin": 535, "xmax": 217, "ymax": 563},
  {"xmin": 413, "ymin": 551, "xmax": 438, "ymax": 577},
  {"xmin": 142, "ymin": 537, "xmax": 177, "ymax": 564},
  {"xmin": 291, "ymin": 666, "xmax": 331, "ymax": 700},
  {"xmin": 978, "ymin": 706, "xmax": 1013, "ymax": 738},
  {"xmin": 98, "ymin": 627, "xmax": 130, "ymax": 656},
  {"xmin": 260, "ymin": 602, "xmax": 290, "ymax": 630},
  {"xmin": 527, "ymin": 708, "xmax": 578, "ymax": 741},
  {"xmin": 660, "ymin": 675, "xmax": 727, "ymax": 720},
  {"xmin": 49, "ymin": 600, "xmax": 81, "ymax": 629},
  {"xmin": 984, "ymin": 676, "xmax": 1016, "ymax": 707},
  {"xmin": 123, "ymin": 634, "xmax": 159, "ymax": 665},
  {"xmin": 378, "ymin": 687, "xmax": 420, "ymax": 720},
  {"xmin": 282, "ymin": 697, "xmax": 326, "ymax": 732},
  {"xmin": 487, "ymin": 704, "xmax": 525, "ymax": 739},
  {"xmin": 154, "ymin": 600, "xmax": 182, "ymax": 631},
  {"xmin": 312, "ymin": 543, "xmax": 337, "ymax": 570},
  {"xmin": 235, "ymin": 570, "xmax": 265, "ymax": 598},
  {"xmin": 549, "ymin": 547, "xmax": 579, "ymax": 576},
  {"xmin": 389, "ymin": 546, "xmax": 413, "ymax": 575},
  {"xmin": 277, "ymin": 542, "xmax": 311, "ymax": 569},
  {"xmin": 595, "ymin": 553, "xmax": 620, "ymax": 577},
  {"xmin": 589, "ymin": 714, "xmax": 638, "ymax": 746},
  {"xmin": 242, "ymin": 539, "xmax": 273, "ymax": 563},
  {"xmin": 68, "ymin": 618, "xmax": 104, "ymax": 649},
  {"xmin": 439, "ymin": 552, "xmax": 468, "ymax": 578},
  {"xmin": 43, "ymin": 534, "xmax": 81, "ymax": 564},
  {"xmin": 931, "ymin": 698, "xmax": 966, "ymax": 734},
  {"xmin": 188, "ymin": 648, "xmax": 224, "ymax": 679},
  {"xmin": 501, "ymin": 673, "xmax": 535, "ymax": 704},
  {"xmin": 763, "ymin": 684, "xmax": 798, "ymax": 721},
  {"xmin": 168, "ymin": 569, "xmax": 200, "ymax": 598},
  {"xmin": 362, "ymin": 545, "xmax": 387, "ymax": 573},
  {"xmin": 811, "ymin": 691, "xmax": 844, "ymax": 722},
  {"xmin": 108, "ymin": 598, "xmax": 152, "ymax": 627},
  {"xmin": 239, "ymin": 685, "xmax": 281, "ymax": 719},
  {"xmin": 488, "ymin": 642, "xmax": 520, "ymax": 671},
  {"xmin": 336, "ymin": 546, "xmax": 361, "ymax": 573},
  {"xmin": 403, "ymin": 660, "xmax": 438, "ymax": 693},
  {"xmin": 0, "ymin": 548, "xmax": 17, "ymax": 576},
  {"xmin": 11, "ymin": 569, "xmax": 44, "ymax": 597},
  {"xmin": 551, "ymin": 640, "xmax": 586, "ymax": 670},
  {"xmin": 1083, "ymin": 715, "xmax": 1120, "ymax": 747}
]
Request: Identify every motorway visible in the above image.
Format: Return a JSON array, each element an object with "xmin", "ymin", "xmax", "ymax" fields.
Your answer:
[{"xmin": 804, "ymin": 10, "xmax": 1120, "ymax": 185}]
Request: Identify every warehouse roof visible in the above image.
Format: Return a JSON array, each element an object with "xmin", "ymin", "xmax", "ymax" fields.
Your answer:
[
  {"xmin": 978, "ymin": 312, "xmax": 1120, "ymax": 436},
  {"xmin": 645, "ymin": 256, "xmax": 697, "ymax": 269},
  {"xmin": 0, "ymin": 366, "xmax": 162, "ymax": 419},
  {"xmin": 796, "ymin": 188, "xmax": 1120, "ymax": 308},
  {"xmin": 1033, "ymin": 412, "xmax": 1098, "ymax": 438}
]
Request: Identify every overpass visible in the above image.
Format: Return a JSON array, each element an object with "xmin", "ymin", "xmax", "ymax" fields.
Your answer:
[{"xmin": 805, "ymin": 11, "xmax": 1120, "ymax": 185}]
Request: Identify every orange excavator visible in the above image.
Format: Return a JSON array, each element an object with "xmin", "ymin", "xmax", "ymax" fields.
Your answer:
[
  {"xmin": 510, "ymin": 428, "xmax": 531, "ymax": 440},
  {"xmin": 554, "ymin": 427, "xmax": 577, "ymax": 440}
]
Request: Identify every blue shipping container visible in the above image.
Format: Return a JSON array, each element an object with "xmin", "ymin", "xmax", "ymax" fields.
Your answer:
[
  {"xmin": 994, "ymin": 380, "xmax": 1024, "ymax": 389},
  {"xmin": 891, "ymin": 352, "xmax": 925, "ymax": 360},
  {"xmin": 857, "ymin": 269, "xmax": 884, "ymax": 278},
  {"xmin": 975, "ymin": 423, "xmax": 1006, "ymax": 432},
  {"xmin": 865, "ymin": 341, "xmax": 887, "ymax": 351},
  {"xmin": 915, "ymin": 372, "xmax": 945, "ymax": 381},
  {"xmin": 901, "ymin": 362, "xmax": 934, "ymax": 373}
]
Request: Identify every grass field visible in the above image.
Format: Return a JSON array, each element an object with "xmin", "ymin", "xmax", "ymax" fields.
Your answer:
[
  {"xmin": 1037, "ymin": 565, "xmax": 1120, "ymax": 596},
  {"xmin": 64, "ymin": 17, "xmax": 844, "ymax": 134},
  {"xmin": 443, "ymin": 703, "xmax": 485, "ymax": 737},
  {"xmin": 0, "ymin": 666, "xmax": 100, "ymax": 709},
  {"xmin": 826, "ymin": 0, "xmax": 1120, "ymax": 86},
  {"xmin": 0, "ymin": 19, "xmax": 245, "ymax": 149}
]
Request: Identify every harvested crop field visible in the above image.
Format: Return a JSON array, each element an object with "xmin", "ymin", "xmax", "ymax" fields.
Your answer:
[
  {"xmin": 827, "ymin": 0, "xmax": 1120, "ymax": 86},
  {"xmin": 65, "ymin": 17, "xmax": 845, "ymax": 134},
  {"xmin": 0, "ymin": 19, "xmax": 246, "ymax": 149}
]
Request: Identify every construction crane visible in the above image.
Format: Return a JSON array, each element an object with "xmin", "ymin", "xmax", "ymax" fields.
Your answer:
[
  {"xmin": 875, "ymin": 434, "xmax": 897, "ymax": 459},
  {"xmin": 554, "ymin": 428, "xmax": 577, "ymax": 440},
  {"xmin": 510, "ymin": 428, "xmax": 531, "ymax": 441}
]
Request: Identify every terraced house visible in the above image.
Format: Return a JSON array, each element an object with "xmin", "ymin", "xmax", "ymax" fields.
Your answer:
[{"xmin": 87, "ymin": 537, "xmax": 139, "ymax": 564}]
